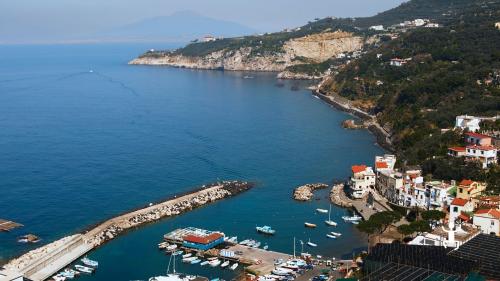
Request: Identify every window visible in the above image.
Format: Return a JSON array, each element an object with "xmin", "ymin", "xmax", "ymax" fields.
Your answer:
[
  {"xmin": 459, "ymin": 188, "xmax": 463, "ymax": 193},
  {"xmin": 492, "ymin": 220, "xmax": 495, "ymax": 226},
  {"xmin": 453, "ymin": 206, "xmax": 458, "ymax": 212}
]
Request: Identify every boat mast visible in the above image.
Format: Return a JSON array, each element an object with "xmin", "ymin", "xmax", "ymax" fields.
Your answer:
[
  {"xmin": 328, "ymin": 204, "xmax": 331, "ymax": 221},
  {"xmin": 293, "ymin": 237, "xmax": 296, "ymax": 258}
]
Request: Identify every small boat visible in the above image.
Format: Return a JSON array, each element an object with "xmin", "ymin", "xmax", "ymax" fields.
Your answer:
[
  {"xmin": 17, "ymin": 234, "xmax": 40, "ymax": 244},
  {"xmin": 272, "ymin": 268, "xmax": 294, "ymax": 276},
  {"xmin": 211, "ymin": 279, "xmax": 220, "ymax": 281},
  {"xmin": 325, "ymin": 204, "xmax": 337, "ymax": 226},
  {"xmin": 330, "ymin": 232, "xmax": 342, "ymax": 236},
  {"xmin": 182, "ymin": 253, "xmax": 192, "ymax": 258},
  {"xmin": 316, "ymin": 208, "xmax": 328, "ymax": 214},
  {"xmin": 342, "ymin": 215, "xmax": 362, "ymax": 221},
  {"xmin": 239, "ymin": 239, "xmax": 251, "ymax": 245},
  {"xmin": 227, "ymin": 236, "xmax": 238, "ymax": 243},
  {"xmin": 182, "ymin": 257, "xmax": 197, "ymax": 263},
  {"xmin": 191, "ymin": 258, "xmax": 201, "ymax": 264},
  {"xmin": 52, "ymin": 275, "xmax": 66, "ymax": 281},
  {"xmin": 209, "ymin": 259, "xmax": 221, "ymax": 267},
  {"xmin": 172, "ymin": 250, "xmax": 183, "ymax": 256},
  {"xmin": 230, "ymin": 263, "xmax": 239, "ymax": 270},
  {"xmin": 263, "ymin": 244, "xmax": 269, "ymax": 250},
  {"xmin": 58, "ymin": 271, "xmax": 75, "ymax": 279},
  {"xmin": 81, "ymin": 257, "xmax": 99, "ymax": 267},
  {"xmin": 207, "ymin": 257, "xmax": 219, "ymax": 261},
  {"xmin": 304, "ymin": 222, "xmax": 317, "ymax": 228},
  {"xmin": 200, "ymin": 260, "xmax": 209, "ymax": 266},
  {"xmin": 75, "ymin": 265, "xmax": 93, "ymax": 274},
  {"xmin": 351, "ymin": 221, "xmax": 359, "ymax": 225},
  {"xmin": 221, "ymin": 260, "xmax": 230, "ymax": 268},
  {"xmin": 253, "ymin": 241, "xmax": 261, "ymax": 248},
  {"xmin": 326, "ymin": 234, "xmax": 337, "ymax": 239},
  {"xmin": 307, "ymin": 239, "xmax": 317, "ymax": 247},
  {"xmin": 256, "ymin": 225, "xmax": 276, "ymax": 235},
  {"xmin": 243, "ymin": 75, "xmax": 254, "ymax": 79},
  {"xmin": 158, "ymin": 242, "xmax": 169, "ymax": 249},
  {"xmin": 166, "ymin": 244, "xmax": 178, "ymax": 251}
]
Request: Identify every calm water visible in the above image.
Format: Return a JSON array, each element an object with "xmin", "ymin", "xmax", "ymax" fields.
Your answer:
[{"xmin": 0, "ymin": 44, "xmax": 383, "ymax": 280}]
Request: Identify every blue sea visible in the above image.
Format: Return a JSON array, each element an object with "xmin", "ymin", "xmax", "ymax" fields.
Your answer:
[{"xmin": 0, "ymin": 43, "xmax": 383, "ymax": 280}]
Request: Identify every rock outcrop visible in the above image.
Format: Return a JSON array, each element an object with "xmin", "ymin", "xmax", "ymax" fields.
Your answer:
[{"xmin": 293, "ymin": 183, "xmax": 329, "ymax": 201}]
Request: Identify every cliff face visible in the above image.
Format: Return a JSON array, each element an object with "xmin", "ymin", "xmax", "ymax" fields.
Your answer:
[{"xmin": 129, "ymin": 31, "xmax": 369, "ymax": 77}]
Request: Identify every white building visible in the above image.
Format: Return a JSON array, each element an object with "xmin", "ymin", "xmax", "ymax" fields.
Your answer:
[
  {"xmin": 375, "ymin": 154, "xmax": 397, "ymax": 171},
  {"xmin": 455, "ymin": 115, "xmax": 482, "ymax": 132},
  {"xmin": 473, "ymin": 209, "xmax": 500, "ymax": 235},
  {"xmin": 413, "ymin": 19, "xmax": 426, "ymax": 26},
  {"xmin": 202, "ymin": 35, "xmax": 217, "ymax": 42},
  {"xmin": 390, "ymin": 58, "xmax": 407, "ymax": 66},
  {"xmin": 450, "ymin": 198, "xmax": 474, "ymax": 223},
  {"xmin": 349, "ymin": 165, "xmax": 376, "ymax": 199},
  {"xmin": 425, "ymin": 181, "xmax": 455, "ymax": 209},
  {"xmin": 466, "ymin": 145, "xmax": 498, "ymax": 168},
  {"xmin": 369, "ymin": 25, "xmax": 384, "ymax": 31}
]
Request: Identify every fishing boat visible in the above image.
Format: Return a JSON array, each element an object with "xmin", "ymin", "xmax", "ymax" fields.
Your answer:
[
  {"xmin": 342, "ymin": 215, "xmax": 362, "ymax": 221},
  {"xmin": 306, "ymin": 239, "xmax": 317, "ymax": 247},
  {"xmin": 253, "ymin": 241, "xmax": 261, "ymax": 248},
  {"xmin": 17, "ymin": 234, "xmax": 40, "ymax": 244},
  {"xmin": 75, "ymin": 265, "xmax": 94, "ymax": 274},
  {"xmin": 58, "ymin": 271, "xmax": 75, "ymax": 279},
  {"xmin": 324, "ymin": 204, "xmax": 337, "ymax": 226},
  {"xmin": 52, "ymin": 275, "xmax": 66, "ymax": 281},
  {"xmin": 220, "ymin": 260, "xmax": 230, "ymax": 268},
  {"xmin": 239, "ymin": 239, "xmax": 251, "ymax": 245},
  {"xmin": 166, "ymin": 244, "xmax": 178, "ymax": 251},
  {"xmin": 256, "ymin": 225, "xmax": 276, "ymax": 235},
  {"xmin": 227, "ymin": 236, "xmax": 238, "ymax": 243},
  {"xmin": 304, "ymin": 222, "xmax": 317, "ymax": 228},
  {"xmin": 81, "ymin": 257, "xmax": 99, "ymax": 267},
  {"xmin": 182, "ymin": 257, "xmax": 197, "ymax": 263},
  {"xmin": 182, "ymin": 253, "xmax": 192, "ymax": 258},
  {"xmin": 191, "ymin": 258, "xmax": 201, "ymax": 264},
  {"xmin": 272, "ymin": 268, "xmax": 294, "ymax": 276},
  {"xmin": 316, "ymin": 208, "xmax": 328, "ymax": 214},
  {"xmin": 326, "ymin": 234, "xmax": 336, "ymax": 239},
  {"xmin": 200, "ymin": 260, "xmax": 209, "ymax": 266},
  {"xmin": 230, "ymin": 263, "xmax": 239, "ymax": 270},
  {"xmin": 158, "ymin": 242, "xmax": 170, "ymax": 249},
  {"xmin": 330, "ymin": 232, "xmax": 342, "ymax": 236},
  {"xmin": 209, "ymin": 259, "xmax": 221, "ymax": 267},
  {"xmin": 263, "ymin": 244, "xmax": 269, "ymax": 250},
  {"xmin": 172, "ymin": 250, "xmax": 183, "ymax": 256}
]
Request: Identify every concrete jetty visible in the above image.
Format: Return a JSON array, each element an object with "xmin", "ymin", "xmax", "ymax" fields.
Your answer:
[
  {"xmin": 0, "ymin": 181, "xmax": 252, "ymax": 281},
  {"xmin": 226, "ymin": 244, "xmax": 291, "ymax": 276}
]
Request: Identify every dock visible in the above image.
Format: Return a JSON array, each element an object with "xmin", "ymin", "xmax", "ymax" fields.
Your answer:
[
  {"xmin": 0, "ymin": 219, "xmax": 23, "ymax": 232},
  {"xmin": 0, "ymin": 181, "xmax": 252, "ymax": 281},
  {"xmin": 226, "ymin": 245, "xmax": 291, "ymax": 275}
]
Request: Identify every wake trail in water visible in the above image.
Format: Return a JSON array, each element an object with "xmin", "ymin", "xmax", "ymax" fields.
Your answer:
[{"xmin": 92, "ymin": 71, "xmax": 139, "ymax": 96}]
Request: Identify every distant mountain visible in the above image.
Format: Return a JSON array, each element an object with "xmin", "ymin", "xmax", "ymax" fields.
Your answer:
[{"xmin": 93, "ymin": 11, "xmax": 257, "ymax": 42}]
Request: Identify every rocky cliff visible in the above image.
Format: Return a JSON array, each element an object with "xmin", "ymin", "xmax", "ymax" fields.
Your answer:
[{"xmin": 129, "ymin": 31, "xmax": 369, "ymax": 78}]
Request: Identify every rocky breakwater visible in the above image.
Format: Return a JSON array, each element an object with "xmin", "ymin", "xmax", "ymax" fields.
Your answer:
[
  {"xmin": 330, "ymin": 183, "xmax": 353, "ymax": 208},
  {"xmin": 293, "ymin": 183, "xmax": 329, "ymax": 201},
  {"xmin": 86, "ymin": 181, "xmax": 253, "ymax": 246}
]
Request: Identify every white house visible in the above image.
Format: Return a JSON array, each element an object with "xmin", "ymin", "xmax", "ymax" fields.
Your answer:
[
  {"xmin": 390, "ymin": 58, "xmax": 407, "ymax": 67},
  {"xmin": 375, "ymin": 154, "xmax": 397, "ymax": 171},
  {"xmin": 455, "ymin": 115, "xmax": 481, "ymax": 132},
  {"xmin": 473, "ymin": 209, "xmax": 500, "ymax": 235},
  {"xmin": 413, "ymin": 19, "xmax": 426, "ymax": 26},
  {"xmin": 425, "ymin": 181, "xmax": 455, "ymax": 209},
  {"xmin": 450, "ymin": 197, "xmax": 474, "ymax": 223},
  {"xmin": 369, "ymin": 25, "xmax": 384, "ymax": 31},
  {"xmin": 202, "ymin": 35, "xmax": 217, "ymax": 42},
  {"xmin": 465, "ymin": 145, "xmax": 498, "ymax": 168},
  {"xmin": 349, "ymin": 165, "xmax": 376, "ymax": 199},
  {"xmin": 376, "ymin": 170, "xmax": 403, "ymax": 202}
]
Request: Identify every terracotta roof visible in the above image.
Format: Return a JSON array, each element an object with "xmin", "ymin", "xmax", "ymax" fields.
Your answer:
[
  {"xmin": 375, "ymin": 162, "xmax": 389, "ymax": 169},
  {"xmin": 183, "ymin": 233, "xmax": 223, "ymax": 244},
  {"xmin": 448, "ymin": 146, "xmax": 466, "ymax": 152},
  {"xmin": 459, "ymin": 213, "xmax": 471, "ymax": 222},
  {"xmin": 466, "ymin": 132, "xmax": 491, "ymax": 139},
  {"xmin": 474, "ymin": 209, "xmax": 500, "ymax": 219},
  {"xmin": 479, "ymin": 196, "xmax": 500, "ymax": 203},
  {"xmin": 466, "ymin": 145, "xmax": 497, "ymax": 151},
  {"xmin": 352, "ymin": 165, "xmax": 367, "ymax": 174},
  {"xmin": 451, "ymin": 198, "xmax": 469, "ymax": 206},
  {"xmin": 459, "ymin": 179, "xmax": 474, "ymax": 186}
]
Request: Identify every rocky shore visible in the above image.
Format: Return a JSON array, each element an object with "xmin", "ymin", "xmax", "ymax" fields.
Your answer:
[
  {"xmin": 329, "ymin": 183, "xmax": 353, "ymax": 208},
  {"xmin": 293, "ymin": 183, "xmax": 329, "ymax": 201}
]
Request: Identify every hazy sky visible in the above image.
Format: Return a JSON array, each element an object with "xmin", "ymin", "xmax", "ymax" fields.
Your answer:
[{"xmin": 0, "ymin": 0, "xmax": 407, "ymax": 43}]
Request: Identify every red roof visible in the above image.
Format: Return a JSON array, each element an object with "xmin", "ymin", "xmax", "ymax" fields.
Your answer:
[
  {"xmin": 458, "ymin": 213, "xmax": 471, "ymax": 222},
  {"xmin": 475, "ymin": 209, "xmax": 500, "ymax": 219},
  {"xmin": 459, "ymin": 179, "xmax": 474, "ymax": 186},
  {"xmin": 448, "ymin": 146, "xmax": 466, "ymax": 152},
  {"xmin": 466, "ymin": 145, "xmax": 497, "ymax": 151},
  {"xmin": 451, "ymin": 198, "xmax": 469, "ymax": 206},
  {"xmin": 352, "ymin": 165, "xmax": 367, "ymax": 174},
  {"xmin": 375, "ymin": 162, "xmax": 388, "ymax": 169},
  {"xmin": 466, "ymin": 132, "xmax": 491, "ymax": 139},
  {"xmin": 183, "ymin": 233, "xmax": 223, "ymax": 244}
]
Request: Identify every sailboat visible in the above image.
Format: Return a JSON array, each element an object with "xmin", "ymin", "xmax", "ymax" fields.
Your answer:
[
  {"xmin": 324, "ymin": 204, "xmax": 337, "ymax": 226},
  {"xmin": 307, "ymin": 238, "xmax": 317, "ymax": 247},
  {"xmin": 148, "ymin": 251, "xmax": 197, "ymax": 281}
]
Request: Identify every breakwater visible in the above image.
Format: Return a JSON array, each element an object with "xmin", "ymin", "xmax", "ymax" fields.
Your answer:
[{"xmin": 0, "ymin": 181, "xmax": 253, "ymax": 281}]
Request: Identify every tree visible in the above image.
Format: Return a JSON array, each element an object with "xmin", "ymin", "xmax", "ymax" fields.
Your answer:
[
  {"xmin": 421, "ymin": 210, "xmax": 445, "ymax": 224},
  {"xmin": 410, "ymin": 220, "xmax": 431, "ymax": 234},
  {"xmin": 357, "ymin": 211, "xmax": 403, "ymax": 247},
  {"xmin": 397, "ymin": 224, "xmax": 415, "ymax": 238}
]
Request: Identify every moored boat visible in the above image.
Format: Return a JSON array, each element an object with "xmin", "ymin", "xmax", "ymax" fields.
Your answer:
[
  {"xmin": 200, "ymin": 260, "xmax": 209, "ymax": 266},
  {"xmin": 304, "ymin": 222, "xmax": 317, "ymax": 228},
  {"xmin": 81, "ymin": 257, "xmax": 99, "ymax": 267},
  {"xmin": 209, "ymin": 259, "xmax": 221, "ymax": 267},
  {"xmin": 256, "ymin": 225, "xmax": 276, "ymax": 235},
  {"xmin": 324, "ymin": 204, "xmax": 337, "ymax": 226},
  {"xmin": 182, "ymin": 253, "xmax": 192, "ymax": 258},
  {"xmin": 191, "ymin": 258, "xmax": 201, "ymax": 264},
  {"xmin": 316, "ymin": 208, "xmax": 328, "ymax": 214},
  {"xmin": 326, "ymin": 234, "xmax": 336, "ymax": 239},
  {"xmin": 220, "ymin": 260, "xmax": 230, "ymax": 268},
  {"xmin": 182, "ymin": 257, "xmax": 197, "ymax": 263},
  {"xmin": 230, "ymin": 263, "xmax": 239, "ymax": 270},
  {"xmin": 166, "ymin": 244, "xmax": 178, "ymax": 251},
  {"xmin": 172, "ymin": 250, "xmax": 183, "ymax": 256},
  {"xmin": 330, "ymin": 232, "xmax": 342, "ymax": 236},
  {"xmin": 307, "ymin": 239, "xmax": 317, "ymax": 247},
  {"xmin": 342, "ymin": 215, "xmax": 362, "ymax": 221},
  {"xmin": 75, "ymin": 265, "xmax": 94, "ymax": 274}
]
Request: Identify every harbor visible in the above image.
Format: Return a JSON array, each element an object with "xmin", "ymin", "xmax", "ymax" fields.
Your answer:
[{"xmin": 0, "ymin": 181, "xmax": 253, "ymax": 281}]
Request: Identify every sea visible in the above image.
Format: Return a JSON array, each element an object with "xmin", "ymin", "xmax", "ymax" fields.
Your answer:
[{"xmin": 0, "ymin": 43, "xmax": 383, "ymax": 280}]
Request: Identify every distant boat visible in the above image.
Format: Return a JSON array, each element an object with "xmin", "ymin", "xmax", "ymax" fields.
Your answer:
[
  {"xmin": 182, "ymin": 253, "xmax": 192, "ymax": 258},
  {"xmin": 17, "ymin": 234, "xmax": 40, "ymax": 244},
  {"xmin": 230, "ymin": 263, "xmax": 239, "ymax": 270},
  {"xmin": 239, "ymin": 239, "xmax": 251, "ymax": 245},
  {"xmin": 253, "ymin": 241, "xmax": 261, "ymax": 248},
  {"xmin": 316, "ymin": 208, "xmax": 328, "ymax": 214},
  {"xmin": 166, "ymin": 244, "xmax": 178, "ymax": 251},
  {"xmin": 200, "ymin": 260, "xmax": 209, "ymax": 266},
  {"xmin": 81, "ymin": 257, "xmax": 98, "ymax": 267},
  {"xmin": 191, "ymin": 258, "xmax": 201, "ymax": 264},
  {"xmin": 351, "ymin": 221, "xmax": 359, "ymax": 225},
  {"xmin": 304, "ymin": 222, "xmax": 317, "ymax": 228},
  {"xmin": 209, "ymin": 259, "xmax": 221, "ymax": 267},
  {"xmin": 75, "ymin": 265, "xmax": 94, "ymax": 274},
  {"xmin": 330, "ymin": 232, "xmax": 342, "ymax": 236},
  {"xmin": 227, "ymin": 236, "xmax": 238, "ymax": 243},
  {"xmin": 263, "ymin": 244, "xmax": 269, "ymax": 250},
  {"xmin": 243, "ymin": 75, "xmax": 254, "ymax": 79},
  {"xmin": 307, "ymin": 239, "xmax": 317, "ymax": 247},
  {"xmin": 182, "ymin": 257, "xmax": 197, "ymax": 263},
  {"xmin": 256, "ymin": 225, "xmax": 276, "ymax": 235},
  {"xmin": 89, "ymin": 70, "xmax": 94, "ymax": 73},
  {"xmin": 342, "ymin": 215, "xmax": 362, "ymax": 221},
  {"xmin": 221, "ymin": 260, "xmax": 230, "ymax": 268},
  {"xmin": 325, "ymin": 204, "xmax": 337, "ymax": 226},
  {"xmin": 158, "ymin": 242, "xmax": 169, "ymax": 249},
  {"xmin": 326, "ymin": 234, "xmax": 337, "ymax": 239},
  {"xmin": 172, "ymin": 250, "xmax": 183, "ymax": 256}
]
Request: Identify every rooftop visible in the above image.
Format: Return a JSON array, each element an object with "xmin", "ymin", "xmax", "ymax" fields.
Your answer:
[
  {"xmin": 474, "ymin": 208, "xmax": 500, "ymax": 219},
  {"xmin": 351, "ymin": 165, "xmax": 367, "ymax": 174},
  {"xmin": 465, "ymin": 132, "xmax": 491, "ymax": 139},
  {"xmin": 451, "ymin": 198, "xmax": 469, "ymax": 207},
  {"xmin": 465, "ymin": 145, "xmax": 497, "ymax": 151}
]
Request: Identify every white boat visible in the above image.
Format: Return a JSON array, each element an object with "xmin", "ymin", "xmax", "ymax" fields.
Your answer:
[
  {"xmin": 207, "ymin": 257, "xmax": 219, "ymax": 261},
  {"xmin": 258, "ymin": 276, "xmax": 277, "ymax": 281},
  {"xmin": 200, "ymin": 260, "xmax": 209, "ymax": 266},
  {"xmin": 263, "ymin": 244, "xmax": 269, "ymax": 250},
  {"xmin": 58, "ymin": 271, "xmax": 75, "ymax": 279},
  {"xmin": 75, "ymin": 265, "xmax": 93, "ymax": 274},
  {"xmin": 182, "ymin": 253, "xmax": 192, "ymax": 258},
  {"xmin": 342, "ymin": 215, "xmax": 362, "ymax": 221},
  {"xmin": 330, "ymin": 232, "xmax": 342, "ymax": 236},
  {"xmin": 239, "ymin": 239, "xmax": 251, "ymax": 245},
  {"xmin": 230, "ymin": 263, "xmax": 239, "ymax": 270},
  {"xmin": 324, "ymin": 204, "xmax": 337, "ymax": 226},
  {"xmin": 272, "ymin": 267, "xmax": 294, "ymax": 276},
  {"xmin": 209, "ymin": 259, "xmax": 221, "ymax": 267},
  {"xmin": 304, "ymin": 222, "xmax": 317, "ymax": 228},
  {"xmin": 307, "ymin": 239, "xmax": 317, "ymax": 247},
  {"xmin": 149, "ymin": 251, "xmax": 198, "ymax": 281},
  {"xmin": 253, "ymin": 241, "xmax": 261, "ymax": 248},
  {"xmin": 52, "ymin": 276, "xmax": 66, "ymax": 281},
  {"xmin": 351, "ymin": 221, "xmax": 359, "ymax": 225},
  {"xmin": 191, "ymin": 259, "xmax": 201, "ymax": 264},
  {"xmin": 220, "ymin": 260, "xmax": 230, "ymax": 268},
  {"xmin": 158, "ymin": 242, "xmax": 169, "ymax": 249},
  {"xmin": 227, "ymin": 236, "xmax": 238, "ymax": 243},
  {"xmin": 182, "ymin": 257, "xmax": 197, "ymax": 263},
  {"xmin": 316, "ymin": 208, "xmax": 328, "ymax": 214},
  {"xmin": 326, "ymin": 234, "xmax": 336, "ymax": 239},
  {"xmin": 81, "ymin": 257, "xmax": 98, "ymax": 267},
  {"xmin": 166, "ymin": 244, "xmax": 178, "ymax": 251},
  {"xmin": 256, "ymin": 225, "xmax": 276, "ymax": 235},
  {"xmin": 172, "ymin": 250, "xmax": 183, "ymax": 256}
]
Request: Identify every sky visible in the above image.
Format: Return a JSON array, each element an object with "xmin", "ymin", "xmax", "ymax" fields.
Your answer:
[{"xmin": 0, "ymin": 0, "xmax": 407, "ymax": 44}]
